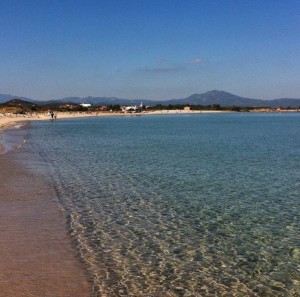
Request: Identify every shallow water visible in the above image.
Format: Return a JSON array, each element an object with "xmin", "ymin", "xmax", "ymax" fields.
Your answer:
[
  {"xmin": 27, "ymin": 113, "xmax": 299, "ymax": 296},
  {"xmin": 0, "ymin": 123, "xmax": 28, "ymax": 154}
]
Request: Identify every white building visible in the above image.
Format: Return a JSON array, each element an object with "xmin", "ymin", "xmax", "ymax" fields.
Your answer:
[{"xmin": 80, "ymin": 103, "xmax": 91, "ymax": 108}]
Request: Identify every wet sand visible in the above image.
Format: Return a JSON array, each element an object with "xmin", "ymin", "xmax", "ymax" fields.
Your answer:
[{"xmin": 0, "ymin": 149, "xmax": 92, "ymax": 296}]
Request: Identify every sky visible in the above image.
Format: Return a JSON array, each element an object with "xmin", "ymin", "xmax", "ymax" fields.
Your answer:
[{"xmin": 0, "ymin": 0, "xmax": 300, "ymax": 101}]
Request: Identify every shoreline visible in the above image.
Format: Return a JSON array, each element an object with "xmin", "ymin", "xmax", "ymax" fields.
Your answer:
[
  {"xmin": 0, "ymin": 130, "xmax": 93, "ymax": 296},
  {"xmin": 0, "ymin": 109, "xmax": 230, "ymax": 129},
  {"xmin": 0, "ymin": 109, "xmax": 231, "ymax": 296},
  {"xmin": 1, "ymin": 108, "xmax": 296, "ymax": 154},
  {"xmin": 0, "ymin": 110, "xmax": 228, "ymax": 295},
  {"xmin": 1, "ymin": 111, "xmax": 298, "ymax": 295},
  {"xmin": 1, "ymin": 108, "xmax": 299, "ymax": 133}
]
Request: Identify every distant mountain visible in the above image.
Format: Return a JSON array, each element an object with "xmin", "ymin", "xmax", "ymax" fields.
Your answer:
[
  {"xmin": 173, "ymin": 90, "xmax": 264, "ymax": 107},
  {"xmin": 270, "ymin": 98, "xmax": 300, "ymax": 108},
  {"xmin": 1, "ymin": 98, "xmax": 36, "ymax": 107},
  {"xmin": 163, "ymin": 90, "xmax": 300, "ymax": 107},
  {"xmin": 160, "ymin": 90, "xmax": 300, "ymax": 107},
  {"xmin": 1, "ymin": 91, "xmax": 300, "ymax": 108},
  {"xmin": 47, "ymin": 96, "xmax": 155, "ymax": 107},
  {"xmin": 0, "ymin": 94, "xmax": 36, "ymax": 104},
  {"xmin": 50, "ymin": 91, "xmax": 300, "ymax": 107}
]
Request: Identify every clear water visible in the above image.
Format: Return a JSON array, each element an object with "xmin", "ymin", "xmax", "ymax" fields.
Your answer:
[
  {"xmin": 27, "ymin": 113, "xmax": 299, "ymax": 296},
  {"xmin": 0, "ymin": 122, "xmax": 29, "ymax": 154}
]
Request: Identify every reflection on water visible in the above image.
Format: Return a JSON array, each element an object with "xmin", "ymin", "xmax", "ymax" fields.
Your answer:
[{"xmin": 28, "ymin": 114, "xmax": 300, "ymax": 296}]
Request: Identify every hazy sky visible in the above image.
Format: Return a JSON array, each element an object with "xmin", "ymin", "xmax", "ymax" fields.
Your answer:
[{"xmin": 0, "ymin": 0, "xmax": 300, "ymax": 100}]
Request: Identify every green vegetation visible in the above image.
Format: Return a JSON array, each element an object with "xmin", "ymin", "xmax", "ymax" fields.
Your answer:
[
  {"xmin": 146, "ymin": 104, "xmax": 252, "ymax": 112},
  {"xmin": 107, "ymin": 105, "xmax": 121, "ymax": 111}
]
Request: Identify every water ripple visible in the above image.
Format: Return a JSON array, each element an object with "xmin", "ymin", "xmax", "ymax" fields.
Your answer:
[{"xmin": 28, "ymin": 114, "xmax": 300, "ymax": 296}]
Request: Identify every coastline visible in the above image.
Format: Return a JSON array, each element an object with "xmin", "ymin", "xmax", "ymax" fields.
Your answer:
[
  {"xmin": 0, "ymin": 110, "xmax": 228, "ymax": 295},
  {"xmin": 0, "ymin": 109, "xmax": 229, "ymax": 128},
  {"xmin": 0, "ymin": 129, "xmax": 93, "ymax": 296},
  {"xmin": 0, "ymin": 110, "xmax": 299, "ymax": 297}
]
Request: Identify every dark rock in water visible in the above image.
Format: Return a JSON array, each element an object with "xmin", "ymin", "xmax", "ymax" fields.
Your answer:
[
  {"xmin": 194, "ymin": 250, "xmax": 204, "ymax": 261},
  {"xmin": 172, "ymin": 245, "xmax": 185, "ymax": 254},
  {"xmin": 253, "ymin": 284, "xmax": 271, "ymax": 296}
]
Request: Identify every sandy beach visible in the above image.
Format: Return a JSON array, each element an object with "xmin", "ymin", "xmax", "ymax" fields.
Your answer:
[
  {"xmin": 0, "ymin": 122, "xmax": 93, "ymax": 296},
  {"xmin": 0, "ymin": 108, "xmax": 228, "ymax": 152},
  {"xmin": 0, "ymin": 109, "xmax": 228, "ymax": 128},
  {"xmin": 0, "ymin": 111, "xmax": 109, "ymax": 130}
]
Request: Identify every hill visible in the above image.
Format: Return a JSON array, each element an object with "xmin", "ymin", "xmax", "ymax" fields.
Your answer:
[
  {"xmin": 1, "ymin": 98, "xmax": 36, "ymax": 107},
  {"xmin": 1, "ymin": 91, "xmax": 300, "ymax": 108},
  {"xmin": 162, "ymin": 90, "xmax": 300, "ymax": 107},
  {"xmin": 34, "ymin": 91, "xmax": 300, "ymax": 108},
  {"xmin": 170, "ymin": 90, "xmax": 264, "ymax": 106},
  {"xmin": 44, "ymin": 96, "xmax": 155, "ymax": 107},
  {"xmin": 0, "ymin": 94, "xmax": 36, "ymax": 104}
]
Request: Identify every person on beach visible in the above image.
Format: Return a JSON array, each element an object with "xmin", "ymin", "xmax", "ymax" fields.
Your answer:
[{"xmin": 50, "ymin": 111, "xmax": 54, "ymax": 120}]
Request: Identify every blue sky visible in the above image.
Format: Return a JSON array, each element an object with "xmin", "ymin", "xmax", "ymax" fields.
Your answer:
[{"xmin": 0, "ymin": 0, "xmax": 300, "ymax": 100}]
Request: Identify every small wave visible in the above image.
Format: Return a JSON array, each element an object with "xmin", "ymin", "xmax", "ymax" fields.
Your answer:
[
  {"xmin": 14, "ymin": 124, "xmax": 25, "ymax": 129},
  {"xmin": 17, "ymin": 139, "xmax": 28, "ymax": 149}
]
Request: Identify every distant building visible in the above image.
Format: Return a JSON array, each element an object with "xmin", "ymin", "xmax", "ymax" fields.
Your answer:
[
  {"xmin": 80, "ymin": 103, "xmax": 91, "ymax": 108},
  {"xmin": 184, "ymin": 106, "xmax": 191, "ymax": 111},
  {"xmin": 121, "ymin": 105, "xmax": 138, "ymax": 112},
  {"xmin": 59, "ymin": 104, "xmax": 78, "ymax": 109},
  {"xmin": 121, "ymin": 102, "xmax": 143, "ymax": 113}
]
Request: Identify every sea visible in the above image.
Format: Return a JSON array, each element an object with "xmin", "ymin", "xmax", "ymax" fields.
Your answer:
[{"xmin": 7, "ymin": 113, "xmax": 300, "ymax": 296}]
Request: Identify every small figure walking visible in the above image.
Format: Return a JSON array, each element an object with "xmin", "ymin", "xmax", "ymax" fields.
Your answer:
[{"xmin": 50, "ymin": 111, "xmax": 54, "ymax": 120}]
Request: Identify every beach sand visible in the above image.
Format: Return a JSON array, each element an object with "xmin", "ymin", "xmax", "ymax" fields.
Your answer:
[
  {"xmin": 0, "ymin": 137, "xmax": 92, "ymax": 296},
  {"xmin": 0, "ymin": 109, "xmax": 229, "ymax": 127}
]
